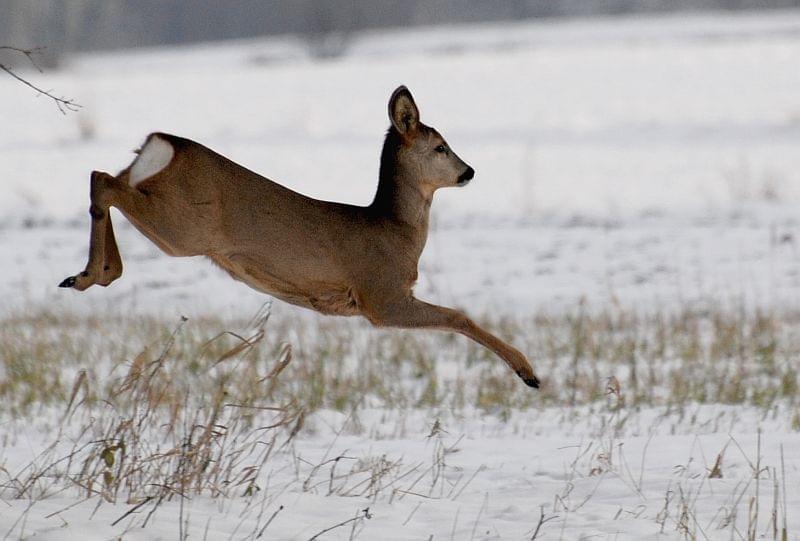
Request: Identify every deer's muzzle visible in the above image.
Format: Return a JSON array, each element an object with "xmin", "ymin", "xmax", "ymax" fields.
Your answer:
[{"xmin": 457, "ymin": 166, "xmax": 474, "ymax": 186}]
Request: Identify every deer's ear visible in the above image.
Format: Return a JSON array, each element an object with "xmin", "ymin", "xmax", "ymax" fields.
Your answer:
[{"xmin": 388, "ymin": 86, "xmax": 419, "ymax": 137}]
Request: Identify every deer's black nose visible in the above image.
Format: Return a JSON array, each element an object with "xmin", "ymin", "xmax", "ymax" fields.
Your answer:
[{"xmin": 457, "ymin": 167, "xmax": 474, "ymax": 185}]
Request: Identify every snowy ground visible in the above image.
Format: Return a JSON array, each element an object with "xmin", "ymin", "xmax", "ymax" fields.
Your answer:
[
  {"xmin": 4, "ymin": 409, "xmax": 799, "ymax": 540},
  {"xmin": 2, "ymin": 9, "xmax": 800, "ymax": 540}
]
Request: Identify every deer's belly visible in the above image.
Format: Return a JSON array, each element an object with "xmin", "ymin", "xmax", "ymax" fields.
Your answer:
[{"xmin": 208, "ymin": 253, "xmax": 359, "ymax": 316}]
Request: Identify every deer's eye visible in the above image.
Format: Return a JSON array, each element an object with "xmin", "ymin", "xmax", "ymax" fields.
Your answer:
[{"xmin": 434, "ymin": 145, "xmax": 447, "ymax": 154}]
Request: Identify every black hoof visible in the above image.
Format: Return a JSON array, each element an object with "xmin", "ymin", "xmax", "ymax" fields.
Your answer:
[
  {"xmin": 517, "ymin": 371, "xmax": 540, "ymax": 389},
  {"xmin": 58, "ymin": 276, "xmax": 76, "ymax": 288}
]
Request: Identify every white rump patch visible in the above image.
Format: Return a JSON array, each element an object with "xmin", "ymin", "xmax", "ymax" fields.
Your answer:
[{"xmin": 129, "ymin": 135, "xmax": 174, "ymax": 186}]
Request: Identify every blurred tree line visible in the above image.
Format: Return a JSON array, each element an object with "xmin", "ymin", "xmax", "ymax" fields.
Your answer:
[{"xmin": 1, "ymin": 0, "xmax": 798, "ymax": 65}]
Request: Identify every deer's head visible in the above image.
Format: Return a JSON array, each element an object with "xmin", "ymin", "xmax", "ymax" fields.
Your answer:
[{"xmin": 387, "ymin": 86, "xmax": 474, "ymax": 192}]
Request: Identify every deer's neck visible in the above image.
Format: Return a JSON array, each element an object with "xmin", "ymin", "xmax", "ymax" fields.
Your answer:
[
  {"xmin": 370, "ymin": 169, "xmax": 433, "ymax": 230},
  {"xmin": 370, "ymin": 128, "xmax": 433, "ymax": 232}
]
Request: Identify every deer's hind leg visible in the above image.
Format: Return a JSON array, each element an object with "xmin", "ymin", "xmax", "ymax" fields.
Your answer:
[
  {"xmin": 61, "ymin": 157, "xmax": 216, "ymax": 291},
  {"xmin": 60, "ymin": 171, "xmax": 126, "ymax": 290}
]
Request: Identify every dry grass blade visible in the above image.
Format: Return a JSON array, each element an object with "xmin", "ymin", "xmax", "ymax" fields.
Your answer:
[
  {"xmin": 205, "ymin": 330, "xmax": 263, "ymax": 365},
  {"xmin": 709, "ymin": 452, "xmax": 724, "ymax": 479},
  {"xmin": 261, "ymin": 343, "xmax": 292, "ymax": 382},
  {"xmin": 61, "ymin": 370, "xmax": 89, "ymax": 424},
  {"xmin": 118, "ymin": 349, "xmax": 150, "ymax": 394},
  {"xmin": 150, "ymin": 316, "xmax": 187, "ymax": 368}
]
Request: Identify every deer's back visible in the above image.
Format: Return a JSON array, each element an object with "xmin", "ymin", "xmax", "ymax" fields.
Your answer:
[{"xmin": 130, "ymin": 133, "xmax": 421, "ymax": 313}]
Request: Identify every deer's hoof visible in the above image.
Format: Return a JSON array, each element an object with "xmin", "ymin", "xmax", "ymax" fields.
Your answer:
[
  {"xmin": 58, "ymin": 276, "xmax": 77, "ymax": 288},
  {"xmin": 518, "ymin": 371, "xmax": 540, "ymax": 389}
]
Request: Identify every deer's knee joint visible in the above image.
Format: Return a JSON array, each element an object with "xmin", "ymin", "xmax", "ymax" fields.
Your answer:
[
  {"xmin": 89, "ymin": 204, "xmax": 105, "ymax": 220},
  {"xmin": 90, "ymin": 170, "xmax": 114, "ymax": 190},
  {"xmin": 90, "ymin": 170, "xmax": 129, "ymax": 193}
]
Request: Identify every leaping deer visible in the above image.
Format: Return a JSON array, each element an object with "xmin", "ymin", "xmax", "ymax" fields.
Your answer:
[{"xmin": 60, "ymin": 86, "xmax": 539, "ymax": 388}]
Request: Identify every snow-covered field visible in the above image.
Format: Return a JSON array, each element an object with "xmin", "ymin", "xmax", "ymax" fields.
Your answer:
[{"xmin": 2, "ymin": 10, "xmax": 800, "ymax": 539}]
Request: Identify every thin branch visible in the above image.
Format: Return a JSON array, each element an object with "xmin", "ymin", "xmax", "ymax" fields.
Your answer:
[
  {"xmin": 530, "ymin": 505, "xmax": 558, "ymax": 540},
  {"xmin": 110, "ymin": 496, "xmax": 154, "ymax": 527},
  {"xmin": 0, "ymin": 46, "xmax": 44, "ymax": 72},
  {"xmin": 0, "ymin": 45, "xmax": 81, "ymax": 114},
  {"xmin": 256, "ymin": 505, "xmax": 284, "ymax": 539},
  {"xmin": 307, "ymin": 508, "xmax": 372, "ymax": 541}
]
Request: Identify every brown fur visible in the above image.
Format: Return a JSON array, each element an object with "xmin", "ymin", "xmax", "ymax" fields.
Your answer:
[{"xmin": 60, "ymin": 86, "xmax": 539, "ymax": 388}]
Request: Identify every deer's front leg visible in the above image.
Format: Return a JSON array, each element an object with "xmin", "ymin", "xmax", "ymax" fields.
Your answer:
[
  {"xmin": 363, "ymin": 295, "xmax": 539, "ymax": 388},
  {"xmin": 59, "ymin": 171, "xmax": 124, "ymax": 290}
]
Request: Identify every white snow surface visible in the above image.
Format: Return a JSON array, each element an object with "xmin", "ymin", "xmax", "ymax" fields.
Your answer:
[
  {"xmin": 2, "ymin": 406, "xmax": 799, "ymax": 540},
  {"xmin": 2, "ymin": 10, "xmax": 800, "ymax": 540}
]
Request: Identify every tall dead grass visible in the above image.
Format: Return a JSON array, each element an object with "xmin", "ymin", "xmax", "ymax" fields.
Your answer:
[
  {"xmin": 0, "ymin": 304, "xmax": 798, "ymax": 420},
  {"xmin": 0, "ymin": 303, "xmax": 797, "ymax": 537}
]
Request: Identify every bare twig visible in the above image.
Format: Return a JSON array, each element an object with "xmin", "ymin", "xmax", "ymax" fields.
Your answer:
[
  {"xmin": 256, "ymin": 505, "xmax": 284, "ymax": 539},
  {"xmin": 0, "ymin": 46, "xmax": 81, "ymax": 114},
  {"xmin": 110, "ymin": 496, "xmax": 154, "ymax": 527},
  {"xmin": 2, "ymin": 499, "xmax": 37, "ymax": 541},
  {"xmin": 780, "ymin": 445, "xmax": 788, "ymax": 541},
  {"xmin": 530, "ymin": 505, "xmax": 558, "ymax": 540},
  {"xmin": 403, "ymin": 501, "xmax": 422, "ymax": 526},
  {"xmin": 307, "ymin": 507, "xmax": 371, "ymax": 541},
  {"xmin": 450, "ymin": 506, "xmax": 460, "ymax": 541},
  {"xmin": 470, "ymin": 493, "xmax": 489, "ymax": 540},
  {"xmin": 0, "ymin": 46, "xmax": 44, "ymax": 72},
  {"xmin": 451, "ymin": 465, "xmax": 485, "ymax": 501}
]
